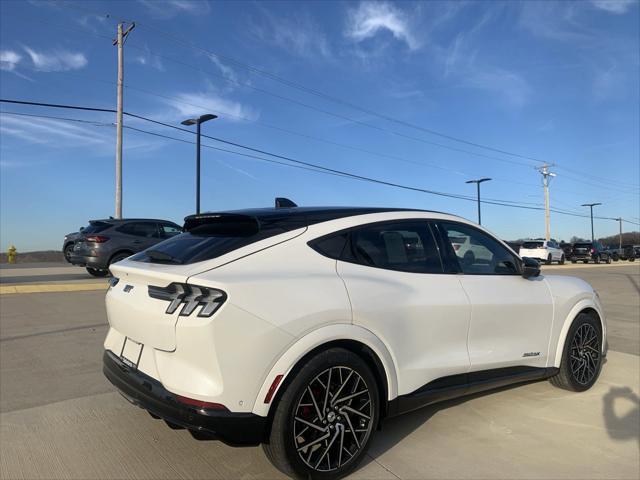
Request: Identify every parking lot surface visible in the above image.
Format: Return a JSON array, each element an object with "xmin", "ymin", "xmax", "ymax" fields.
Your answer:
[{"xmin": 1, "ymin": 263, "xmax": 639, "ymax": 479}]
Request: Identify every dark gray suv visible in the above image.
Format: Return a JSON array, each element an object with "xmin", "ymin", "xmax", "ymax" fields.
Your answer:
[{"xmin": 68, "ymin": 218, "xmax": 182, "ymax": 276}]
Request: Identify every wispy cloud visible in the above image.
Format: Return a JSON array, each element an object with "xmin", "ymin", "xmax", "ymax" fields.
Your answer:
[
  {"xmin": 441, "ymin": 12, "xmax": 531, "ymax": 108},
  {"xmin": 250, "ymin": 9, "xmax": 331, "ymax": 59},
  {"xmin": 165, "ymin": 91, "xmax": 259, "ymax": 122},
  {"xmin": 0, "ymin": 114, "xmax": 109, "ymax": 146},
  {"xmin": 133, "ymin": 45, "xmax": 165, "ymax": 71},
  {"xmin": 0, "ymin": 50, "xmax": 22, "ymax": 71},
  {"xmin": 590, "ymin": 0, "xmax": 636, "ymax": 14},
  {"xmin": 208, "ymin": 54, "xmax": 238, "ymax": 84},
  {"xmin": 23, "ymin": 46, "xmax": 87, "ymax": 72},
  {"xmin": 592, "ymin": 63, "xmax": 627, "ymax": 101},
  {"xmin": 345, "ymin": 1, "xmax": 420, "ymax": 51},
  {"xmin": 136, "ymin": 0, "xmax": 210, "ymax": 19}
]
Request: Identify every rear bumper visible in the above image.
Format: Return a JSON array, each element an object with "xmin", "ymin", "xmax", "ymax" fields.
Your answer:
[
  {"xmin": 69, "ymin": 254, "xmax": 106, "ymax": 269},
  {"xmin": 102, "ymin": 350, "xmax": 267, "ymax": 446}
]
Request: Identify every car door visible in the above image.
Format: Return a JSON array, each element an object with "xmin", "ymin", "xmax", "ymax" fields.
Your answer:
[
  {"xmin": 336, "ymin": 220, "xmax": 471, "ymax": 396},
  {"xmin": 435, "ymin": 221, "xmax": 553, "ymax": 370}
]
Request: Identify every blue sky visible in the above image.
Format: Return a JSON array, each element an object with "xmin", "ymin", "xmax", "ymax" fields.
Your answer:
[{"xmin": 1, "ymin": 0, "xmax": 639, "ymax": 251}]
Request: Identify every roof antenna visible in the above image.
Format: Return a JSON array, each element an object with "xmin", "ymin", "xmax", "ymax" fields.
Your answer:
[{"xmin": 275, "ymin": 197, "xmax": 297, "ymax": 208}]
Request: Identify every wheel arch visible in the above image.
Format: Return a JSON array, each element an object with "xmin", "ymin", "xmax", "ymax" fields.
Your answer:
[
  {"xmin": 252, "ymin": 324, "xmax": 398, "ymax": 422},
  {"xmin": 108, "ymin": 250, "xmax": 134, "ymax": 265},
  {"xmin": 551, "ymin": 301, "xmax": 605, "ymax": 368}
]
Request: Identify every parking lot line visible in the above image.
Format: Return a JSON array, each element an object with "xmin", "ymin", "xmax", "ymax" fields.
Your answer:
[{"xmin": 0, "ymin": 282, "xmax": 108, "ymax": 295}]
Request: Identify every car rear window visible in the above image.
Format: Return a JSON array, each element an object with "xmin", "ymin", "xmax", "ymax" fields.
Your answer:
[
  {"xmin": 522, "ymin": 241, "xmax": 543, "ymax": 249},
  {"xmin": 574, "ymin": 243, "xmax": 592, "ymax": 248},
  {"xmin": 130, "ymin": 214, "xmax": 301, "ymax": 265},
  {"xmin": 82, "ymin": 221, "xmax": 111, "ymax": 234}
]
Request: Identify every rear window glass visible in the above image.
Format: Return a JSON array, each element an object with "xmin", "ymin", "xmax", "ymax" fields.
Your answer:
[
  {"xmin": 574, "ymin": 243, "xmax": 592, "ymax": 248},
  {"xmin": 522, "ymin": 241, "xmax": 543, "ymax": 249},
  {"xmin": 131, "ymin": 215, "xmax": 300, "ymax": 265},
  {"xmin": 83, "ymin": 221, "xmax": 111, "ymax": 234}
]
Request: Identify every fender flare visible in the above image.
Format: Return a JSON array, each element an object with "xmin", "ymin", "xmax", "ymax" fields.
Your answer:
[
  {"xmin": 251, "ymin": 323, "xmax": 398, "ymax": 417},
  {"xmin": 551, "ymin": 296, "xmax": 606, "ymax": 368}
]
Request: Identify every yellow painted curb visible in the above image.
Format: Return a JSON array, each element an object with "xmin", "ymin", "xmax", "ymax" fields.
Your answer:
[{"xmin": 0, "ymin": 282, "xmax": 108, "ymax": 295}]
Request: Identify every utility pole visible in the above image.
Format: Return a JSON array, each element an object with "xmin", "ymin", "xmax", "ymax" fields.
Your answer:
[
  {"xmin": 113, "ymin": 22, "xmax": 135, "ymax": 219},
  {"xmin": 465, "ymin": 178, "xmax": 491, "ymax": 225},
  {"xmin": 581, "ymin": 203, "xmax": 602, "ymax": 242},
  {"xmin": 538, "ymin": 164, "xmax": 556, "ymax": 241},
  {"xmin": 615, "ymin": 217, "xmax": 623, "ymax": 250}
]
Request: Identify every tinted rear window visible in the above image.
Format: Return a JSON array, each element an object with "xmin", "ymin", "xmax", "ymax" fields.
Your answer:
[
  {"xmin": 83, "ymin": 221, "xmax": 111, "ymax": 234},
  {"xmin": 574, "ymin": 243, "xmax": 592, "ymax": 248},
  {"xmin": 522, "ymin": 241, "xmax": 543, "ymax": 249},
  {"xmin": 131, "ymin": 215, "xmax": 301, "ymax": 265}
]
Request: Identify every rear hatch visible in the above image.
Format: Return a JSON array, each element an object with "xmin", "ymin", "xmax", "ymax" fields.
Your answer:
[
  {"xmin": 572, "ymin": 243, "xmax": 592, "ymax": 255},
  {"xmin": 106, "ymin": 212, "xmax": 307, "ymax": 351},
  {"xmin": 74, "ymin": 220, "xmax": 113, "ymax": 256}
]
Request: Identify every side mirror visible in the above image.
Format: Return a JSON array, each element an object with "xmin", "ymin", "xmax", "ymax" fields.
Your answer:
[{"xmin": 522, "ymin": 257, "xmax": 541, "ymax": 278}]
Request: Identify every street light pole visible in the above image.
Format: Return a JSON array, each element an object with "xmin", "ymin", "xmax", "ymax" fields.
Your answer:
[
  {"xmin": 181, "ymin": 114, "xmax": 218, "ymax": 214},
  {"xmin": 615, "ymin": 217, "xmax": 623, "ymax": 250},
  {"xmin": 465, "ymin": 178, "xmax": 492, "ymax": 225},
  {"xmin": 581, "ymin": 203, "xmax": 602, "ymax": 242}
]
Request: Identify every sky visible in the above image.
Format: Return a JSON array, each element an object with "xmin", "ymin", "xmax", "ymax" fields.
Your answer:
[{"xmin": 1, "ymin": 0, "xmax": 639, "ymax": 251}]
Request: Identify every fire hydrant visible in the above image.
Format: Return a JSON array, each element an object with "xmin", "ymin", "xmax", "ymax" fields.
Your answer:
[{"xmin": 7, "ymin": 245, "xmax": 17, "ymax": 264}]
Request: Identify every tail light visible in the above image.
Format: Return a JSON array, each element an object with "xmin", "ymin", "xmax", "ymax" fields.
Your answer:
[
  {"xmin": 85, "ymin": 235, "xmax": 109, "ymax": 243},
  {"xmin": 148, "ymin": 283, "xmax": 226, "ymax": 317},
  {"xmin": 591, "ymin": 248, "xmax": 596, "ymax": 254},
  {"xmin": 175, "ymin": 395, "xmax": 227, "ymax": 410}
]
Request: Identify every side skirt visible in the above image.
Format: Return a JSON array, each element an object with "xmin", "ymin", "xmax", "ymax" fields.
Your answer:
[{"xmin": 387, "ymin": 366, "xmax": 559, "ymax": 417}]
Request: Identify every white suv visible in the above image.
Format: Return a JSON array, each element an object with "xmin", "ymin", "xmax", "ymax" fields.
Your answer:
[
  {"xmin": 103, "ymin": 203, "xmax": 606, "ymax": 479},
  {"xmin": 519, "ymin": 239, "xmax": 565, "ymax": 265}
]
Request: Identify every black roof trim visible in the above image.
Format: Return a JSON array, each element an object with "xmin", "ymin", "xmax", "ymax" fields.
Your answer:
[{"xmin": 183, "ymin": 206, "xmax": 440, "ymax": 232}]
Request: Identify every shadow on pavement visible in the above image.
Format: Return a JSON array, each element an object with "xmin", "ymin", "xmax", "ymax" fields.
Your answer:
[
  {"xmin": 602, "ymin": 386, "xmax": 639, "ymax": 446},
  {"xmin": 362, "ymin": 380, "xmax": 540, "ymax": 468}
]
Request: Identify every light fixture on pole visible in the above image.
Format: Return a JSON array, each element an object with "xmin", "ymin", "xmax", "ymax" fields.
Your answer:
[
  {"xmin": 465, "ymin": 178, "xmax": 492, "ymax": 225},
  {"xmin": 581, "ymin": 203, "xmax": 602, "ymax": 242},
  {"xmin": 181, "ymin": 114, "xmax": 218, "ymax": 214}
]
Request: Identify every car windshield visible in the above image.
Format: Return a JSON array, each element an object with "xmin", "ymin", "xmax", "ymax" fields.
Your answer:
[{"xmin": 522, "ymin": 241, "xmax": 543, "ymax": 249}]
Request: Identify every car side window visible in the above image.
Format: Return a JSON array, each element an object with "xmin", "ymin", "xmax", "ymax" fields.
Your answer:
[
  {"xmin": 342, "ymin": 221, "xmax": 443, "ymax": 274},
  {"xmin": 438, "ymin": 222, "xmax": 520, "ymax": 275},
  {"xmin": 117, "ymin": 222, "xmax": 158, "ymax": 238},
  {"xmin": 159, "ymin": 223, "xmax": 182, "ymax": 238}
]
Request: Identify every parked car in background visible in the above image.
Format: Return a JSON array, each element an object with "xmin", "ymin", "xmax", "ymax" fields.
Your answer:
[
  {"xmin": 519, "ymin": 239, "xmax": 565, "ymax": 264},
  {"xmin": 102, "ymin": 203, "xmax": 606, "ymax": 479},
  {"xmin": 560, "ymin": 243, "xmax": 573, "ymax": 258},
  {"xmin": 570, "ymin": 242, "xmax": 611, "ymax": 264},
  {"xmin": 62, "ymin": 230, "xmax": 83, "ymax": 262},
  {"xmin": 68, "ymin": 218, "xmax": 182, "ymax": 276}
]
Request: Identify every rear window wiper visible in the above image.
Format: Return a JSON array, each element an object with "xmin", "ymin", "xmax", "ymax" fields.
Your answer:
[{"xmin": 145, "ymin": 250, "xmax": 183, "ymax": 264}]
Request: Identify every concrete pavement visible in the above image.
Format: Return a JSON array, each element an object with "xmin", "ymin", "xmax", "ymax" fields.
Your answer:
[{"xmin": 0, "ymin": 262, "xmax": 638, "ymax": 479}]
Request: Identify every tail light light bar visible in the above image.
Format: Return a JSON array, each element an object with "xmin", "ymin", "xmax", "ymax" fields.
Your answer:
[
  {"xmin": 148, "ymin": 283, "xmax": 226, "ymax": 317},
  {"xmin": 85, "ymin": 235, "xmax": 109, "ymax": 243}
]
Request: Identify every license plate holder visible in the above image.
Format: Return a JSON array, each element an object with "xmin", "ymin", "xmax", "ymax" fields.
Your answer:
[{"xmin": 120, "ymin": 337, "xmax": 143, "ymax": 369}]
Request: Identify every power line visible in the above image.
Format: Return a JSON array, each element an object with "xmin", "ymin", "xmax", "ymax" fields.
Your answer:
[
  {"xmin": 4, "ymin": 100, "xmax": 632, "ymax": 223},
  {"xmin": 18, "ymin": 11, "xmax": 640, "ymax": 194}
]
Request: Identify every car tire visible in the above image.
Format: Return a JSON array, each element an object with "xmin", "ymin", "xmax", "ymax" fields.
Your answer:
[
  {"xmin": 546, "ymin": 254, "xmax": 552, "ymax": 265},
  {"xmin": 549, "ymin": 312, "xmax": 602, "ymax": 392},
  {"xmin": 263, "ymin": 348, "xmax": 379, "ymax": 480},
  {"xmin": 571, "ymin": 259, "xmax": 577, "ymax": 264},
  {"xmin": 594, "ymin": 255, "xmax": 600, "ymax": 264},
  {"xmin": 606, "ymin": 256, "xmax": 611, "ymax": 264},
  {"xmin": 63, "ymin": 243, "xmax": 75, "ymax": 262},
  {"xmin": 559, "ymin": 255, "xmax": 565, "ymax": 265},
  {"xmin": 86, "ymin": 267, "xmax": 109, "ymax": 277}
]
